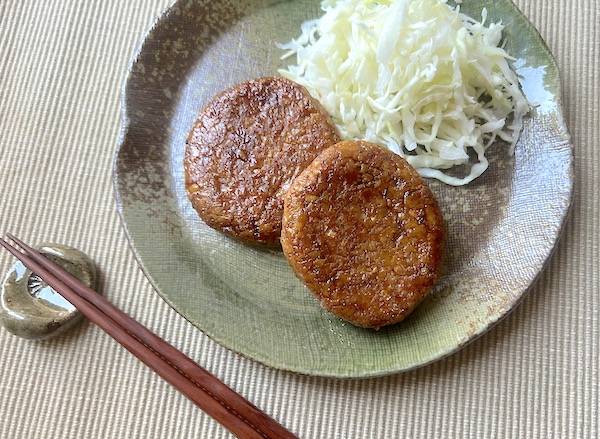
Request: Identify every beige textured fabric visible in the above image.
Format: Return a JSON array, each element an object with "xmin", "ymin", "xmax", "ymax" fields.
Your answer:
[{"xmin": 0, "ymin": 0, "xmax": 597, "ymax": 437}]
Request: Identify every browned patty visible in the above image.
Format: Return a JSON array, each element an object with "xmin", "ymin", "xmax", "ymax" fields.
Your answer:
[
  {"xmin": 184, "ymin": 76, "xmax": 339, "ymax": 245},
  {"xmin": 281, "ymin": 140, "xmax": 444, "ymax": 328}
]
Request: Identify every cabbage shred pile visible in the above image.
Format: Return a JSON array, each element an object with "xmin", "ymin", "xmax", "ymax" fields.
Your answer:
[{"xmin": 278, "ymin": 0, "xmax": 530, "ymax": 185}]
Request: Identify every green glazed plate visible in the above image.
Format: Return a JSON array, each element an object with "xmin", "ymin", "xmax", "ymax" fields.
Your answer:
[{"xmin": 114, "ymin": 0, "xmax": 573, "ymax": 377}]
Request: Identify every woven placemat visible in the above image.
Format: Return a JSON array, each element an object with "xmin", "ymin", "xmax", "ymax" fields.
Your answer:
[{"xmin": 0, "ymin": 1, "xmax": 597, "ymax": 437}]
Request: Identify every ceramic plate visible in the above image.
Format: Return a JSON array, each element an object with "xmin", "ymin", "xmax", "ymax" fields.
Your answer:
[{"xmin": 114, "ymin": 0, "xmax": 572, "ymax": 377}]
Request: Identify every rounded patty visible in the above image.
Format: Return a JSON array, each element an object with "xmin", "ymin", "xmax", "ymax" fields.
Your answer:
[
  {"xmin": 281, "ymin": 140, "xmax": 444, "ymax": 328},
  {"xmin": 184, "ymin": 76, "xmax": 339, "ymax": 245}
]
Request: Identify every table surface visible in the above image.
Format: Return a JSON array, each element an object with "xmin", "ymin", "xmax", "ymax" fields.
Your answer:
[{"xmin": 0, "ymin": 1, "xmax": 598, "ymax": 438}]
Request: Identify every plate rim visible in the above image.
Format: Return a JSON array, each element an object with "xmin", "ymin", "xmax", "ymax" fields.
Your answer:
[{"xmin": 113, "ymin": 0, "xmax": 574, "ymax": 378}]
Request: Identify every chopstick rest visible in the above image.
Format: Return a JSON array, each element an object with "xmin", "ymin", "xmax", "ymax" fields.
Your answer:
[{"xmin": 0, "ymin": 243, "xmax": 97, "ymax": 339}]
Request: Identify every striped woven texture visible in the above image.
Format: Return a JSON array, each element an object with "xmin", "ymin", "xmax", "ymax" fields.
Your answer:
[{"xmin": 0, "ymin": 0, "xmax": 597, "ymax": 437}]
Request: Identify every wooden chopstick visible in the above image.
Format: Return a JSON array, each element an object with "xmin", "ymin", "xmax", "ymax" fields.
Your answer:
[
  {"xmin": 0, "ymin": 236, "xmax": 297, "ymax": 439},
  {"xmin": 6, "ymin": 234, "xmax": 295, "ymax": 438}
]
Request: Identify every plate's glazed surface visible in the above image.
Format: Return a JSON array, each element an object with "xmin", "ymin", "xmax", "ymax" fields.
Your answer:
[{"xmin": 114, "ymin": 0, "xmax": 572, "ymax": 377}]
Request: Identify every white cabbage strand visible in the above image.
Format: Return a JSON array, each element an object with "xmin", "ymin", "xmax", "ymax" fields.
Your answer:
[{"xmin": 278, "ymin": 0, "xmax": 530, "ymax": 186}]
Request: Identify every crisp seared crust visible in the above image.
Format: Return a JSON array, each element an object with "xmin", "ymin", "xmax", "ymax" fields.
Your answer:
[
  {"xmin": 184, "ymin": 77, "xmax": 339, "ymax": 245},
  {"xmin": 281, "ymin": 140, "xmax": 444, "ymax": 328}
]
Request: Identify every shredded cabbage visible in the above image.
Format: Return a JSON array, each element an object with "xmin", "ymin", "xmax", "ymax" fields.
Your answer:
[{"xmin": 278, "ymin": 0, "xmax": 530, "ymax": 186}]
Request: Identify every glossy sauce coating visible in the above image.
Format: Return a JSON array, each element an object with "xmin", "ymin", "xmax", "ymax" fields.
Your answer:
[
  {"xmin": 281, "ymin": 141, "xmax": 444, "ymax": 328},
  {"xmin": 184, "ymin": 77, "xmax": 339, "ymax": 245}
]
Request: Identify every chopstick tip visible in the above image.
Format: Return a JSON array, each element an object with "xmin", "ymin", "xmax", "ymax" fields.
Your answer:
[
  {"xmin": 0, "ymin": 237, "xmax": 14, "ymax": 253},
  {"xmin": 5, "ymin": 233, "xmax": 29, "ymax": 252},
  {"xmin": 1, "ymin": 234, "xmax": 28, "ymax": 256}
]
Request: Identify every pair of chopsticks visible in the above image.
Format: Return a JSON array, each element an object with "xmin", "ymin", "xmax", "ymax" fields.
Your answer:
[{"xmin": 0, "ymin": 234, "xmax": 296, "ymax": 439}]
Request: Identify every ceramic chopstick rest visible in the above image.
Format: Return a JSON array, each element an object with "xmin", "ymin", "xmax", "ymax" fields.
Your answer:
[{"xmin": 0, "ymin": 243, "xmax": 97, "ymax": 339}]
